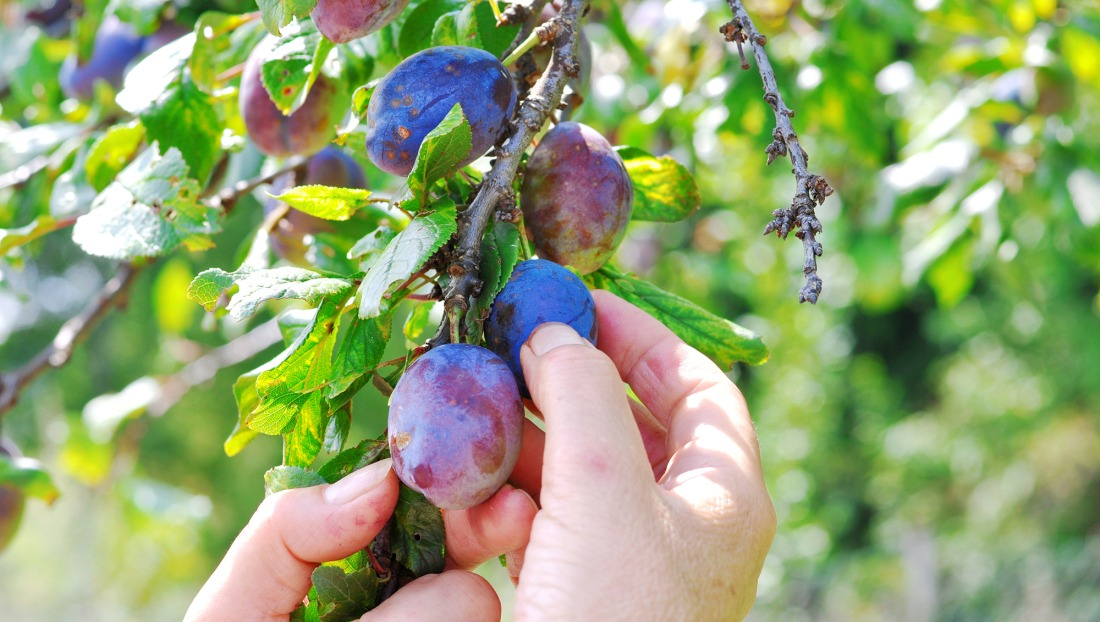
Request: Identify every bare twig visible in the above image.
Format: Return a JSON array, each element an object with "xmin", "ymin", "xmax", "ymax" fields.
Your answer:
[
  {"xmin": 721, "ymin": 3, "xmax": 833, "ymax": 304},
  {"xmin": 0, "ymin": 158, "xmax": 309, "ymax": 419},
  {"xmin": 428, "ymin": 0, "xmax": 586, "ymax": 346}
]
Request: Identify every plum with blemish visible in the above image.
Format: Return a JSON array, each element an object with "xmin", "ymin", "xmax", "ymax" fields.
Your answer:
[
  {"xmin": 365, "ymin": 46, "xmax": 517, "ymax": 176},
  {"xmin": 485, "ymin": 259, "xmax": 597, "ymax": 395},
  {"xmin": 59, "ymin": 16, "xmax": 146, "ymax": 100},
  {"xmin": 266, "ymin": 146, "xmax": 370, "ymax": 266},
  {"xmin": 312, "ymin": 0, "xmax": 411, "ymax": 43},
  {"xmin": 388, "ymin": 344, "xmax": 524, "ymax": 510},
  {"xmin": 520, "ymin": 122, "xmax": 633, "ymax": 275},
  {"xmin": 239, "ymin": 36, "xmax": 346, "ymax": 157}
]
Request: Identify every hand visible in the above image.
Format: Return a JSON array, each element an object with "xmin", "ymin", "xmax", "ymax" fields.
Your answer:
[{"xmin": 506, "ymin": 290, "xmax": 776, "ymax": 620}]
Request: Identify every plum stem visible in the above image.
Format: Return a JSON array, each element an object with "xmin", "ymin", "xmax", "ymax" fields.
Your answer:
[
  {"xmin": 429, "ymin": 0, "xmax": 587, "ymax": 348},
  {"xmin": 721, "ymin": 3, "xmax": 833, "ymax": 304},
  {"xmin": 502, "ymin": 30, "xmax": 542, "ymax": 67}
]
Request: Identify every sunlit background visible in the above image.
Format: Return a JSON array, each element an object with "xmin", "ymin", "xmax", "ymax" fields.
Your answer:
[{"xmin": 2, "ymin": 0, "xmax": 1099, "ymax": 619}]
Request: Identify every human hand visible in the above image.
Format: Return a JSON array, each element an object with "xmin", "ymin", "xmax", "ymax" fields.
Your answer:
[{"xmin": 506, "ymin": 290, "xmax": 776, "ymax": 620}]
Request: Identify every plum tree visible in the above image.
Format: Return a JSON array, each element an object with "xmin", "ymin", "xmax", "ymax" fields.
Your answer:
[
  {"xmin": 266, "ymin": 147, "xmax": 370, "ymax": 266},
  {"xmin": 387, "ymin": 344, "xmax": 523, "ymax": 510},
  {"xmin": 365, "ymin": 46, "xmax": 516, "ymax": 176},
  {"xmin": 0, "ymin": 440, "xmax": 25, "ymax": 552},
  {"xmin": 311, "ymin": 0, "xmax": 411, "ymax": 43},
  {"xmin": 59, "ymin": 15, "xmax": 145, "ymax": 100},
  {"xmin": 529, "ymin": 3, "xmax": 592, "ymax": 96},
  {"xmin": 485, "ymin": 259, "xmax": 598, "ymax": 394},
  {"xmin": 238, "ymin": 37, "xmax": 345, "ymax": 157},
  {"xmin": 520, "ymin": 122, "xmax": 633, "ymax": 275}
]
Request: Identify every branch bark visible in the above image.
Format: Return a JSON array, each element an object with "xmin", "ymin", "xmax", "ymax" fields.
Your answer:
[
  {"xmin": 721, "ymin": 2, "xmax": 833, "ymax": 304},
  {"xmin": 429, "ymin": 0, "xmax": 586, "ymax": 346}
]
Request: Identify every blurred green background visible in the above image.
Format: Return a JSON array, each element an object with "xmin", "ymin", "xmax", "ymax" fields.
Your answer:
[{"xmin": 2, "ymin": 0, "xmax": 1099, "ymax": 619}]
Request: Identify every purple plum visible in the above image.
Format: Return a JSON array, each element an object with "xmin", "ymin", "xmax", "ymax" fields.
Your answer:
[
  {"xmin": 312, "ymin": 0, "xmax": 411, "ymax": 43},
  {"xmin": 59, "ymin": 16, "xmax": 146, "ymax": 100}
]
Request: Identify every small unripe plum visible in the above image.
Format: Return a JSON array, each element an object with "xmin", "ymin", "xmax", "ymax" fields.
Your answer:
[
  {"xmin": 0, "ymin": 441, "xmax": 25, "ymax": 552},
  {"xmin": 520, "ymin": 122, "xmax": 633, "ymax": 275},
  {"xmin": 388, "ymin": 344, "xmax": 524, "ymax": 510},
  {"xmin": 266, "ymin": 146, "xmax": 370, "ymax": 266},
  {"xmin": 485, "ymin": 259, "xmax": 597, "ymax": 395},
  {"xmin": 239, "ymin": 37, "xmax": 345, "ymax": 157},
  {"xmin": 365, "ymin": 46, "xmax": 517, "ymax": 176},
  {"xmin": 59, "ymin": 16, "xmax": 146, "ymax": 100},
  {"xmin": 312, "ymin": 0, "xmax": 411, "ymax": 43}
]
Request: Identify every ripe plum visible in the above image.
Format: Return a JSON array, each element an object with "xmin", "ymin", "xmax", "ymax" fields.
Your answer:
[
  {"xmin": 312, "ymin": 0, "xmax": 410, "ymax": 43},
  {"xmin": 59, "ymin": 16, "xmax": 146, "ymax": 100}
]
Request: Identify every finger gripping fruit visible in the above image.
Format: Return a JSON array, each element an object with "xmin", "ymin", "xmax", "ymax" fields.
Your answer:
[
  {"xmin": 388, "ymin": 344, "xmax": 524, "ymax": 510},
  {"xmin": 485, "ymin": 259, "xmax": 598, "ymax": 395},
  {"xmin": 59, "ymin": 16, "xmax": 146, "ymax": 100},
  {"xmin": 365, "ymin": 46, "xmax": 517, "ymax": 176},
  {"xmin": 239, "ymin": 37, "xmax": 345, "ymax": 157},
  {"xmin": 520, "ymin": 122, "xmax": 633, "ymax": 275},
  {"xmin": 312, "ymin": 0, "xmax": 411, "ymax": 43}
]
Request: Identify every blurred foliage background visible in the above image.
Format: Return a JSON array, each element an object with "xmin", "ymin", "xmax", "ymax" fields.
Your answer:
[{"xmin": 2, "ymin": 0, "xmax": 1099, "ymax": 619}]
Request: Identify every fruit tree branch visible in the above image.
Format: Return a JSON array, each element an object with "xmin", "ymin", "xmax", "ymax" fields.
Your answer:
[
  {"xmin": 721, "ymin": 2, "xmax": 833, "ymax": 304},
  {"xmin": 0, "ymin": 158, "xmax": 308, "ymax": 420},
  {"xmin": 430, "ymin": 0, "xmax": 587, "ymax": 346}
]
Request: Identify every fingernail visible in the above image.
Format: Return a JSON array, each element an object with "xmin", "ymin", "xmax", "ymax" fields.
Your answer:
[
  {"xmin": 527, "ymin": 322, "xmax": 590, "ymax": 356},
  {"xmin": 324, "ymin": 458, "xmax": 392, "ymax": 504}
]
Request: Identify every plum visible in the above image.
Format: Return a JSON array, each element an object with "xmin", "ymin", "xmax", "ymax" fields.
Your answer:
[
  {"xmin": 0, "ymin": 440, "xmax": 25, "ymax": 552},
  {"xmin": 312, "ymin": 0, "xmax": 411, "ymax": 43},
  {"xmin": 365, "ymin": 46, "xmax": 517, "ymax": 176},
  {"xmin": 485, "ymin": 259, "xmax": 597, "ymax": 395},
  {"xmin": 239, "ymin": 37, "xmax": 346, "ymax": 157},
  {"xmin": 388, "ymin": 344, "xmax": 523, "ymax": 510},
  {"xmin": 59, "ymin": 15, "xmax": 146, "ymax": 100},
  {"xmin": 528, "ymin": 3, "xmax": 592, "ymax": 96},
  {"xmin": 520, "ymin": 122, "xmax": 633, "ymax": 275},
  {"xmin": 266, "ymin": 146, "xmax": 370, "ymax": 265}
]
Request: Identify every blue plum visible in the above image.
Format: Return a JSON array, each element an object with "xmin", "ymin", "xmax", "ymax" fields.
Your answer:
[
  {"xmin": 365, "ymin": 46, "xmax": 517, "ymax": 176},
  {"xmin": 238, "ymin": 37, "xmax": 346, "ymax": 157},
  {"xmin": 59, "ymin": 16, "xmax": 146, "ymax": 100},
  {"xmin": 388, "ymin": 344, "xmax": 524, "ymax": 510},
  {"xmin": 520, "ymin": 122, "xmax": 633, "ymax": 274},
  {"xmin": 485, "ymin": 259, "xmax": 597, "ymax": 394},
  {"xmin": 312, "ymin": 0, "xmax": 410, "ymax": 43}
]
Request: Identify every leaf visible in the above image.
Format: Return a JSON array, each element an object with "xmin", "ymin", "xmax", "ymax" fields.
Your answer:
[
  {"xmin": 317, "ymin": 437, "xmax": 389, "ymax": 483},
  {"xmin": 271, "ymin": 186, "xmax": 374, "ymax": 221},
  {"xmin": 404, "ymin": 300, "xmax": 435, "ymax": 342},
  {"xmin": 257, "ymin": 0, "xmax": 318, "ymax": 36},
  {"xmin": 392, "ymin": 485, "xmax": 445, "ymax": 576},
  {"xmin": 261, "ymin": 21, "xmax": 336, "ymax": 115},
  {"xmin": 84, "ymin": 121, "xmax": 145, "ymax": 191},
  {"xmin": 397, "ymin": 0, "xmax": 465, "ymax": 58},
  {"xmin": 225, "ymin": 371, "xmax": 262, "ymax": 456},
  {"xmin": 455, "ymin": 1, "xmax": 519, "ymax": 58},
  {"xmin": 0, "ymin": 217, "xmax": 69, "ymax": 257},
  {"xmin": 328, "ymin": 313, "xmax": 393, "ymax": 398},
  {"xmin": 431, "ymin": 10, "xmax": 459, "ymax": 47},
  {"xmin": 116, "ymin": 33, "xmax": 196, "ymax": 114},
  {"xmin": 357, "ymin": 200, "xmax": 458, "ymax": 318},
  {"xmin": 187, "ymin": 266, "xmax": 354, "ymax": 321},
  {"xmin": 466, "ymin": 221, "xmax": 519, "ymax": 342},
  {"xmin": 323, "ymin": 401, "xmax": 351, "ymax": 453},
  {"xmin": 617, "ymin": 147, "xmax": 701, "ymax": 223},
  {"xmin": 313, "ymin": 564, "xmax": 382, "ymax": 621},
  {"xmin": 264, "ymin": 465, "xmax": 328, "ymax": 494},
  {"xmin": 191, "ymin": 12, "xmax": 266, "ymax": 94},
  {"xmin": 348, "ymin": 224, "xmax": 398, "ymax": 261},
  {"xmin": 0, "ymin": 456, "xmax": 60, "ymax": 504},
  {"xmin": 72, "ymin": 146, "xmax": 216, "ymax": 260},
  {"xmin": 141, "ymin": 79, "xmax": 222, "ymax": 183},
  {"xmin": 407, "ymin": 104, "xmax": 472, "ymax": 209},
  {"xmin": 587, "ymin": 265, "xmax": 769, "ymax": 367}
]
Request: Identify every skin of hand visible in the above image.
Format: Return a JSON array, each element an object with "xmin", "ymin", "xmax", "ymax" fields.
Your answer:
[{"xmin": 186, "ymin": 290, "xmax": 774, "ymax": 621}]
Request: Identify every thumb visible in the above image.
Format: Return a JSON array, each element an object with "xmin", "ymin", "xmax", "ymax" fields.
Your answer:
[
  {"xmin": 186, "ymin": 459, "xmax": 399, "ymax": 621},
  {"xmin": 520, "ymin": 323, "xmax": 654, "ymax": 509}
]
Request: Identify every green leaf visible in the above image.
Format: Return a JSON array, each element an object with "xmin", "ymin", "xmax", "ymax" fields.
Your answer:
[
  {"xmin": 431, "ymin": 11, "xmax": 460, "ymax": 47},
  {"xmin": 85, "ymin": 121, "xmax": 145, "ymax": 191},
  {"xmin": 141, "ymin": 78, "xmax": 222, "ymax": 183},
  {"xmin": 357, "ymin": 200, "xmax": 458, "ymax": 318},
  {"xmin": 392, "ymin": 485, "xmax": 445, "ymax": 576},
  {"xmin": 317, "ymin": 437, "xmax": 389, "ymax": 483},
  {"xmin": 587, "ymin": 265, "xmax": 769, "ymax": 367},
  {"xmin": 283, "ymin": 392, "xmax": 327, "ymax": 468},
  {"xmin": 116, "ymin": 33, "xmax": 195, "ymax": 114},
  {"xmin": 264, "ymin": 465, "xmax": 327, "ymax": 494},
  {"xmin": 0, "ymin": 456, "xmax": 60, "ymax": 504},
  {"xmin": 271, "ymin": 186, "xmax": 374, "ymax": 221},
  {"xmin": 312, "ymin": 564, "xmax": 381, "ymax": 621},
  {"xmin": 257, "ymin": 0, "xmax": 318, "ymax": 36},
  {"xmin": 617, "ymin": 147, "xmax": 701, "ymax": 223},
  {"xmin": 466, "ymin": 221, "xmax": 519, "ymax": 342},
  {"xmin": 407, "ymin": 104, "xmax": 472, "ymax": 208},
  {"xmin": 398, "ymin": 0, "xmax": 465, "ymax": 58},
  {"xmin": 225, "ymin": 371, "xmax": 262, "ymax": 456},
  {"xmin": 72, "ymin": 146, "xmax": 216, "ymax": 260},
  {"xmin": 0, "ymin": 217, "xmax": 70, "ymax": 257},
  {"xmin": 327, "ymin": 314, "xmax": 393, "ymax": 398},
  {"xmin": 261, "ymin": 21, "xmax": 336, "ymax": 115},
  {"xmin": 348, "ymin": 224, "xmax": 398, "ymax": 262},
  {"xmin": 187, "ymin": 266, "xmax": 355, "ymax": 321},
  {"xmin": 404, "ymin": 300, "xmax": 435, "ymax": 342},
  {"xmin": 455, "ymin": 1, "xmax": 519, "ymax": 58},
  {"xmin": 191, "ymin": 12, "xmax": 266, "ymax": 94},
  {"xmin": 323, "ymin": 401, "xmax": 351, "ymax": 453}
]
